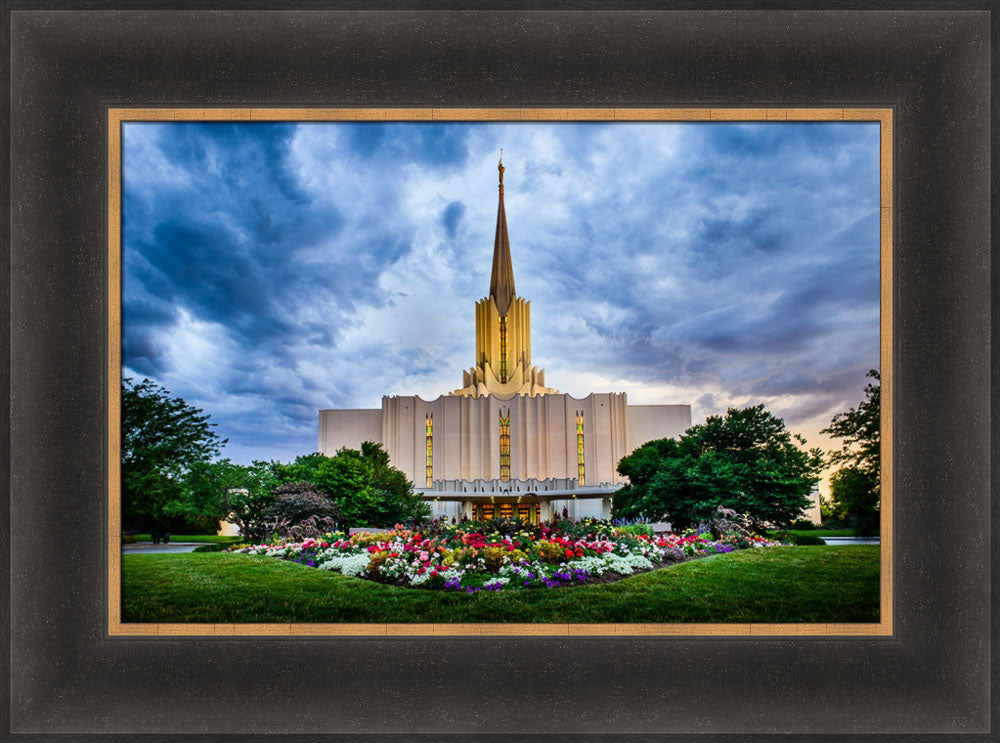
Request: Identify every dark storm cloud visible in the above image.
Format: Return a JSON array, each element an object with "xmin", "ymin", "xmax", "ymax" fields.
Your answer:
[
  {"xmin": 122, "ymin": 122, "xmax": 466, "ymax": 455},
  {"xmin": 123, "ymin": 121, "xmax": 880, "ymax": 462},
  {"xmin": 442, "ymin": 201, "xmax": 465, "ymax": 239},
  {"xmin": 524, "ymin": 122, "xmax": 880, "ymax": 419}
]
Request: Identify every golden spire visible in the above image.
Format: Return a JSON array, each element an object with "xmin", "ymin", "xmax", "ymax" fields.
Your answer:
[
  {"xmin": 498, "ymin": 149, "xmax": 504, "ymax": 194},
  {"xmin": 489, "ymin": 150, "xmax": 516, "ymax": 316}
]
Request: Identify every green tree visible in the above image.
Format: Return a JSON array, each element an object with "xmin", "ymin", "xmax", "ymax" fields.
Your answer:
[
  {"xmin": 182, "ymin": 458, "xmax": 248, "ymax": 525},
  {"xmin": 828, "ymin": 466, "xmax": 879, "ymax": 536},
  {"xmin": 821, "ymin": 370, "xmax": 881, "ymax": 532},
  {"xmin": 121, "ymin": 377, "xmax": 226, "ymax": 534},
  {"xmin": 225, "ymin": 459, "xmax": 284, "ymax": 542},
  {"xmin": 613, "ymin": 404, "xmax": 824, "ymax": 529},
  {"xmin": 279, "ymin": 443, "xmax": 430, "ymax": 527}
]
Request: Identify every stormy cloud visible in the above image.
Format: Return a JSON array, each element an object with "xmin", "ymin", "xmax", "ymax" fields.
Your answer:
[{"xmin": 122, "ymin": 121, "xmax": 880, "ymax": 463}]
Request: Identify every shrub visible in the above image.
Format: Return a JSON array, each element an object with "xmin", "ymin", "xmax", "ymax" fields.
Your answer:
[
  {"xmin": 182, "ymin": 513, "xmax": 224, "ymax": 535},
  {"xmin": 507, "ymin": 548, "xmax": 529, "ymax": 565},
  {"xmin": 482, "ymin": 547, "xmax": 508, "ymax": 573},
  {"xmin": 366, "ymin": 551, "xmax": 391, "ymax": 576},
  {"xmin": 122, "ymin": 532, "xmax": 137, "ymax": 544},
  {"xmin": 706, "ymin": 506, "xmax": 772, "ymax": 541},
  {"xmin": 791, "ymin": 534, "xmax": 826, "ymax": 546},
  {"xmin": 534, "ymin": 540, "xmax": 567, "ymax": 564},
  {"xmin": 192, "ymin": 543, "xmax": 229, "ymax": 553},
  {"xmin": 661, "ymin": 547, "xmax": 686, "ymax": 563},
  {"xmin": 614, "ymin": 523, "xmax": 654, "ymax": 538},
  {"xmin": 278, "ymin": 515, "xmax": 341, "ymax": 541},
  {"xmin": 791, "ymin": 519, "xmax": 816, "ymax": 530},
  {"xmin": 556, "ymin": 518, "xmax": 616, "ymax": 539},
  {"xmin": 351, "ymin": 530, "xmax": 401, "ymax": 547},
  {"xmin": 266, "ymin": 482, "xmax": 343, "ymax": 526}
]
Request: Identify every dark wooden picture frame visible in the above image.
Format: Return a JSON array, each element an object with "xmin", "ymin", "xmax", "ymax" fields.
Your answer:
[
  {"xmin": 5, "ymin": 5, "xmax": 994, "ymax": 739},
  {"xmin": 107, "ymin": 105, "xmax": 893, "ymax": 638}
]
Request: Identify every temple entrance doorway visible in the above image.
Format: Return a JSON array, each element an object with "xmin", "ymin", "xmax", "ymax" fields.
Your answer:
[{"xmin": 471, "ymin": 500, "xmax": 541, "ymax": 525}]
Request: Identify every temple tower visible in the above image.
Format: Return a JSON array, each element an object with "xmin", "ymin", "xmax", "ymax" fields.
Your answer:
[{"xmin": 452, "ymin": 153, "xmax": 557, "ymax": 400}]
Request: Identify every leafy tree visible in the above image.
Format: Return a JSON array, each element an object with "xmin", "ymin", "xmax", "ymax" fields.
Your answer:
[
  {"xmin": 182, "ymin": 459, "xmax": 248, "ymax": 524},
  {"xmin": 613, "ymin": 404, "xmax": 824, "ymax": 529},
  {"xmin": 279, "ymin": 443, "xmax": 430, "ymax": 527},
  {"xmin": 121, "ymin": 377, "xmax": 226, "ymax": 534},
  {"xmin": 821, "ymin": 370, "xmax": 881, "ymax": 532},
  {"xmin": 822, "ymin": 369, "xmax": 880, "ymax": 478},
  {"xmin": 828, "ymin": 467, "xmax": 879, "ymax": 536},
  {"xmin": 225, "ymin": 460, "xmax": 284, "ymax": 542}
]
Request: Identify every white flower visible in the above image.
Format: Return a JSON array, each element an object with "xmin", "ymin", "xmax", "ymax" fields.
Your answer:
[{"xmin": 317, "ymin": 552, "xmax": 370, "ymax": 577}]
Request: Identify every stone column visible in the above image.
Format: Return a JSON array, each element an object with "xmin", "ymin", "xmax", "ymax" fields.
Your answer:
[{"xmin": 539, "ymin": 500, "xmax": 553, "ymax": 522}]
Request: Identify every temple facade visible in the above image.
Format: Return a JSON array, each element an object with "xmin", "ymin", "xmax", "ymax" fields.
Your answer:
[{"xmin": 318, "ymin": 156, "xmax": 691, "ymax": 522}]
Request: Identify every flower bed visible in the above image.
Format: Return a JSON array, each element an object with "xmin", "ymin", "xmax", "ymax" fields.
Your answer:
[{"xmin": 231, "ymin": 519, "xmax": 784, "ymax": 593}]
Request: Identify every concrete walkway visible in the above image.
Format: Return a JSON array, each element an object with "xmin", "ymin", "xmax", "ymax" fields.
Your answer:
[
  {"xmin": 820, "ymin": 536, "xmax": 880, "ymax": 546},
  {"xmin": 122, "ymin": 542, "xmax": 203, "ymax": 554}
]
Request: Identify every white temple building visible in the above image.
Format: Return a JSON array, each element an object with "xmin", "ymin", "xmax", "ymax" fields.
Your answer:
[{"xmin": 319, "ymin": 157, "xmax": 691, "ymax": 522}]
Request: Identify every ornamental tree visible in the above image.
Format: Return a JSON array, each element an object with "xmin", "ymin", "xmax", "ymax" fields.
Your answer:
[
  {"xmin": 613, "ymin": 404, "xmax": 824, "ymax": 529},
  {"xmin": 265, "ymin": 481, "xmax": 344, "ymax": 527}
]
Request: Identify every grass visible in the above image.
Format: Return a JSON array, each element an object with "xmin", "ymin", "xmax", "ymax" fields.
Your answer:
[
  {"xmin": 122, "ymin": 546, "xmax": 880, "ymax": 624},
  {"xmin": 130, "ymin": 534, "xmax": 241, "ymax": 544}
]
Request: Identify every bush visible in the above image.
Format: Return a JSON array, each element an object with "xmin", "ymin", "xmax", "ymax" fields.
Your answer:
[
  {"xmin": 275, "ymin": 515, "xmax": 341, "ymax": 542},
  {"xmin": 791, "ymin": 519, "xmax": 816, "ymax": 530},
  {"xmin": 266, "ymin": 482, "xmax": 343, "ymax": 526},
  {"xmin": 122, "ymin": 532, "xmax": 137, "ymax": 544},
  {"xmin": 482, "ymin": 547, "xmax": 508, "ymax": 573},
  {"xmin": 706, "ymin": 506, "xmax": 773, "ymax": 541},
  {"xmin": 791, "ymin": 534, "xmax": 826, "ymax": 546},
  {"xmin": 192, "ymin": 543, "xmax": 229, "ymax": 553},
  {"xmin": 533, "ymin": 540, "xmax": 567, "ymax": 564},
  {"xmin": 366, "ymin": 551, "xmax": 391, "ymax": 576},
  {"xmin": 615, "ymin": 523, "xmax": 655, "ymax": 537}
]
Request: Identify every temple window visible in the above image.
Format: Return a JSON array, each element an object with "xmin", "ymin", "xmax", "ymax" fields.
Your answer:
[
  {"xmin": 498, "ymin": 315, "xmax": 508, "ymax": 383},
  {"xmin": 499, "ymin": 409, "xmax": 511, "ymax": 481},
  {"xmin": 576, "ymin": 411, "xmax": 585, "ymax": 486},
  {"xmin": 425, "ymin": 414, "xmax": 433, "ymax": 488}
]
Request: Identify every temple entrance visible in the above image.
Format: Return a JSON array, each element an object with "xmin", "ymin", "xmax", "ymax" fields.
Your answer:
[{"xmin": 472, "ymin": 500, "xmax": 540, "ymax": 525}]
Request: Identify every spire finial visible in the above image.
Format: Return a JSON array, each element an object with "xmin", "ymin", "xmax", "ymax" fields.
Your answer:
[{"xmin": 498, "ymin": 149, "xmax": 504, "ymax": 194}]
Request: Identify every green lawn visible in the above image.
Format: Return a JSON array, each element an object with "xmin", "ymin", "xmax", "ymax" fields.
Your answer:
[
  {"xmin": 130, "ymin": 534, "xmax": 241, "ymax": 544},
  {"xmin": 122, "ymin": 546, "xmax": 880, "ymax": 624}
]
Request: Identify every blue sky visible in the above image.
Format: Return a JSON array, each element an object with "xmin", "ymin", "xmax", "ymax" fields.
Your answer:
[{"xmin": 122, "ymin": 121, "xmax": 880, "ymax": 465}]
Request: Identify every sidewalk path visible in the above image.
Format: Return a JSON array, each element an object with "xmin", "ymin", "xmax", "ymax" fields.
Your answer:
[
  {"xmin": 820, "ymin": 536, "xmax": 880, "ymax": 546},
  {"xmin": 123, "ymin": 542, "xmax": 203, "ymax": 554}
]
